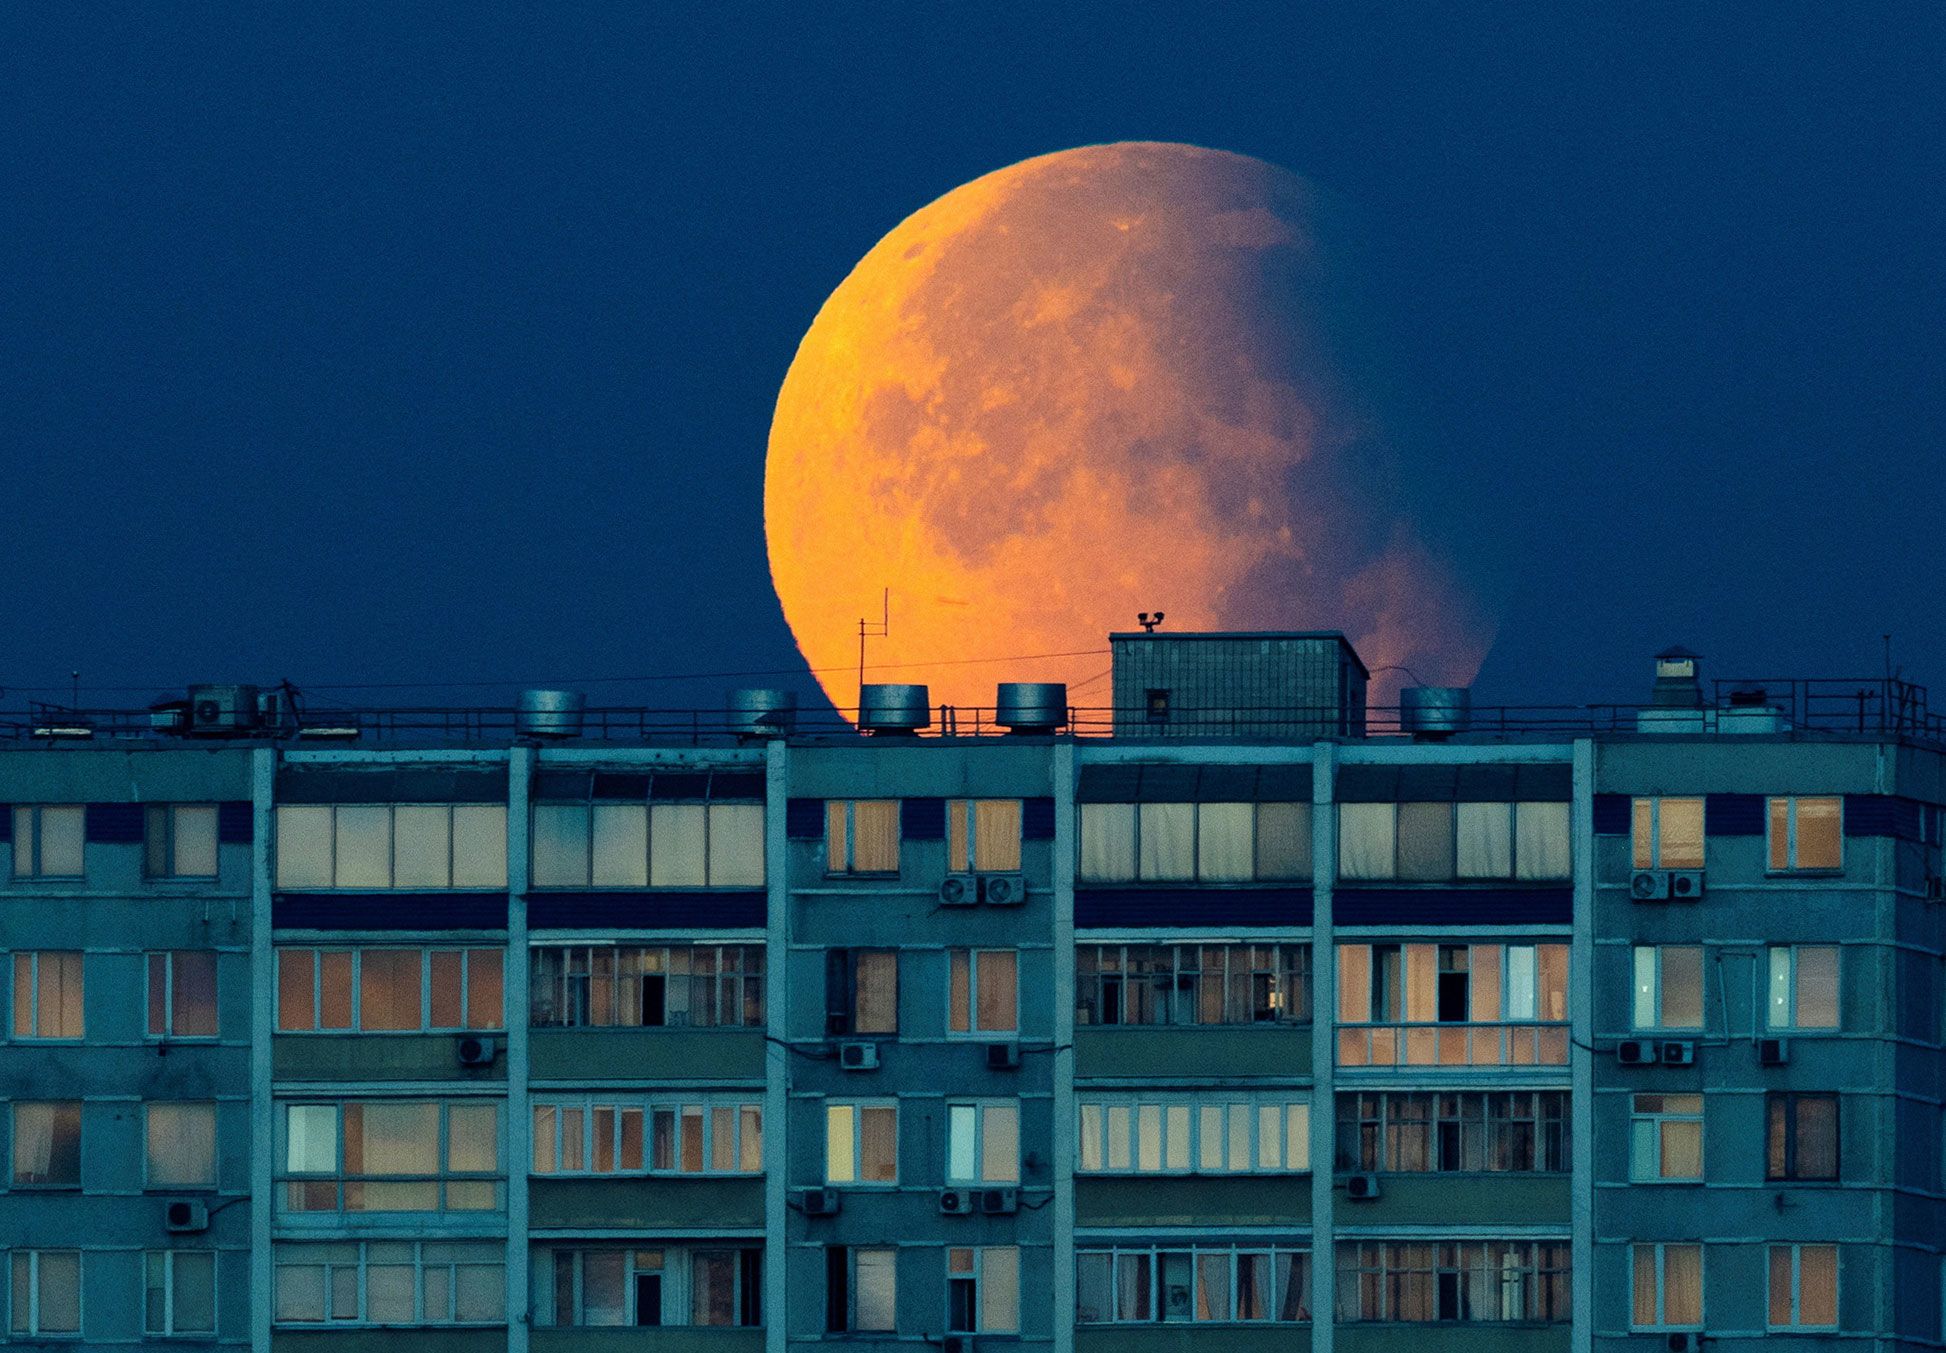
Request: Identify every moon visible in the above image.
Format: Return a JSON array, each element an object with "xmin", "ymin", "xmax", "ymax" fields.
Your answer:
[{"xmin": 765, "ymin": 141, "xmax": 1491, "ymax": 715}]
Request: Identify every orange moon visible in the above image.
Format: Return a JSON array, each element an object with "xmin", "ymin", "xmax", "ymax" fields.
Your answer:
[{"xmin": 765, "ymin": 141, "xmax": 1491, "ymax": 714}]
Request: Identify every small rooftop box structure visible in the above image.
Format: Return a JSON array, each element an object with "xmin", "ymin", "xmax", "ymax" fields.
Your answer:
[{"xmin": 1109, "ymin": 631, "xmax": 1368, "ymax": 739}]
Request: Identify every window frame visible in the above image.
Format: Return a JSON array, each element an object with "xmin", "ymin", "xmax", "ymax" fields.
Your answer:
[
  {"xmin": 144, "ymin": 1100, "xmax": 219, "ymax": 1190},
  {"xmin": 825, "ymin": 800, "xmax": 901, "ymax": 877},
  {"xmin": 1079, "ymin": 800, "xmax": 1313, "ymax": 885},
  {"xmin": 146, "ymin": 951, "xmax": 220, "ymax": 1040},
  {"xmin": 1628, "ymin": 1093, "xmax": 1703, "ymax": 1184},
  {"xmin": 1630, "ymin": 1242, "xmax": 1703, "ymax": 1330},
  {"xmin": 1332, "ymin": 1090, "xmax": 1570, "ymax": 1174},
  {"xmin": 1339, "ymin": 800, "xmax": 1572, "ymax": 883},
  {"xmin": 531, "ymin": 1098, "xmax": 762, "ymax": 1177},
  {"xmin": 1076, "ymin": 943, "xmax": 1311, "ymax": 1028},
  {"xmin": 276, "ymin": 945, "xmax": 506, "ymax": 1034},
  {"xmin": 9, "ymin": 1100, "xmax": 82, "ymax": 1189},
  {"xmin": 827, "ymin": 1245, "xmax": 898, "ymax": 1334},
  {"xmin": 9, "ymin": 805, "xmax": 86, "ymax": 881},
  {"xmin": 9, "ymin": 1248, "xmax": 82, "ymax": 1336},
  {"xmin": 1766, "ymin": 1243, "xmax": 1838, "ymax": 1331},
  {"xmin": 947, "ymin": 798, "xmax": 1023, "ymax": 874},
  {"xmin": 1631, "ymin": 945, "xmax": 1704, "ymax": 1032},
  {"xmin": 144, "ymin": 1248, "xmax": 218, "ymax": 1337},
  {"xmin": 271, "ymin": 1239, "xmax": 506, "ymax": 1326},
  {"xmin": 529, "ymin": 799, "xmax": 765, "ymax": 889},
  {"xmin": 10, "ymin": 950, "xmax": 85, "ymax": 1040},
  {"xmin": 947, "ymin": 948, "xmax": 1019, "ymax": 1037},
  {"xmin": 946, "ymin": 1100, "xmax": 1021, "ymax": 1185},
  {"xmin": 1079, "ymin": 1095, "xmax": 1311, "ymax": 1176},
  {"xmin": 528, "ymin": 943, "xmax": 764, "ymax": 1030},
  {"xmin": 824, "ymin": 1100, "xmax": 898, "ymax": 1186},
  {"xmin": 1767, "ymin": 1092, "xmax": 1839, "ymax": 1182},
  {"xmin": 1078, "ymin": 1245, "xmax": 1313, "ymax": 1325},
  {"xmin": 946, "ymin": 1245, "xmax": 1019, "ymax": 1334},
  {"xmin": 274, "ymin": 803, "xmax": 509, "ymax": 891},
  {"xmin": 1631, "ymin": 797, "xmax": 1705, "ymax": 870},
  {"xmin": 144, "ymin": 803, "xmax": 221, "ymax": 881},
  {"xmin": 1767, "ymin": 795, "xmax": 1844, "ymax": 874},
  {"xmin": 543, "ymin": 1246, "xmax": 728, "ymax": 1328},
  {"xmin": 276, "ymin": 1098, "xmax": 505, "ymax": 1217},
  {"xmin": 1766, "ymin": 945, "xmax": 1840, "ymax": 1031}
]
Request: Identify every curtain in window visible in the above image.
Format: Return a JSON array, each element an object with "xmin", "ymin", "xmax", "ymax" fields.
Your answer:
[
  {"xmin": 691, "ymin": 1251, "xmax": 736, "ymax": 1326},
  {"xmin": 348, "ymin": 1102, "xmax": 438, "ymax": 1176},
  {"xmin": 1660, "ymin": 948, "xmax": 1703, "ymax": 1027},
  {"xmin": 331, "ymin": 806, "xmax": 390, "ymax": 888},
  {"xmin": 1515, "ymin": 802, "xmax": 1572, "ymax": 879},
  {"xmin": 1536, "ymin": 945, "xmax": 1568, "ymax": 1021},
  {"xmin": 708, "ymin": 804, "xmax": 766, "ymax": 886},
  {"xmin": 1196, "ymin": 803, "xmax": 1254, "ymax": 881},
  {"xmin": 975, "ymin": 952, "xmax": 1016, "ymax": 1032},
  {"xmin": 853, "ymin": 952, "xmax": 897, "ymax": 1034},
  {"xmin": 1396, "ymin": 803, "xmax": 1453, "ymax": 881},
  {"xmin": 451, "ymin": 805, "xmax": 507, "ymax": 887},
  {"xmin": 147, "ymin": 1104, "xmax": 215, "ymax": 1187},
  {"xmin": 356, "ymin": 950, "xmax": 419, "ymax": 1031},
  {"xmin": 1456, "ymin": 802, "xmax": 1512, "ymax": 878},
  {"xmin": 1337, "ymin": 946, "xmax": 1372, "ymax": 1023},
  {"xmin": 1403, "ymin": 945, "xmax": 1438, "ymax": 1023},
  {"xmin": 171, "ymin": 952, "xmax": 219, "ymax": 1037},
  {"xmin": 859, "ymin": 1106, "xmax": 897, "ymax": 1182},
  {"xmin": 1796, "ymin": 1245, "xmax": 1836, "ymax": 1325},
  {"xmin": 1661, "ymin": 1246, "xmax": 1702, "ymax": 1325},
  {"xmin": 1138, "ymin": 803, "xmax": 1194, "ymax": 881},
  {"xmin": 532, "ymin": 805, "xmax": 590, "ymax": 886},
  {"xmin": 1118, "ymin": 1252, "xmax": 1151, "ymax": 1320},
  {"xmin": 13, "ymin": 1103, "xmax": 66, "ymax": 1181},
  {"xmin": 391, "ymin": 806, "xmax": 451, "ymax": 887},
  {"xmin": 34, "ymin": 1251, "xmax": 82, "ymax": 1333},
  {"xmin": 1659, "ymin": 798, "xmax": 1705, "ymax": 869},
  {"xmin": 1079, "ymin": 804, "xmax": 1136, "ymax": 882},
  {"xmin": 982, "ymin": 1105, "xmax": 1019, "ymax": 1183},
  {"xmin": 172, "ymin": 805, "xmax": 220, "ymax": 878},
  {"xmin": 591, "ymin": 805, "xmax": 649, "ymax": 887},
  {"xmin": 1794, "ymin": 947, "xmax": 1839, "ymax": 1028},
  {"xmin": 856, "ymin": 1249, "xmax": 897, "ymax": 1330},
  {"xmin": 1795, "ymin": 797, "xmax": 1843, "ymax": 869},
  {"xmin": 974, "ymin": 800, "xmax": 1021, "ymax": 872},
  {"xmin": 651, "ymin": 805, "xmax": 708, "ymax": 886},
  {"xmin": 1254, "ymin": 803, "xmax": 1311, "ymax": 879},
  {"xmin": 1338, "ymin": 803, "xmax": 1395, "ymax": 879},
  {"xmin": 979, "ymin": 1248, "xmax": 1019, "ymax": 1332}
]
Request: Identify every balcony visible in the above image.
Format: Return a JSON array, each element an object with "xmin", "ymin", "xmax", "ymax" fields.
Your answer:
[
  {"xmin": 1076, "ymin": 1025, "xmax": 1312, "ymax": 1079},
  {"xmin": 1336, "ymin": 1023, "xmax": 1568, "ymax": 1069},
  {"xmin": 528, "ymin": 1028, "xmax": 765, "ymax": 1082}
]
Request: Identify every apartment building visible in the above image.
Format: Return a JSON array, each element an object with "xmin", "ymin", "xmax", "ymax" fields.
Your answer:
[{"xmin": 1, "ymin": 639, "xmax": 1940, "ymax": 1352}]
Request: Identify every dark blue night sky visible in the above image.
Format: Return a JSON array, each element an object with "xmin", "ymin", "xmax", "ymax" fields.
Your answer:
[{"xmin": 3, "ymin": 6, "xmax": 1942, "ymax": 713}]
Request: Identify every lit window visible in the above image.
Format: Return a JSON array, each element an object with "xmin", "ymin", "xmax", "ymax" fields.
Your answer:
[
  {"xmin": 277, "ymin": 1100, "xmax": 502, "ymax": 1215},
  {"xmin": 1333, "ymin": 1091, "xmax": 1569, "ymax": 1173},
  {"xmin": 532, "ymin": 1099, "xmax": 760, "ymax": 1176},
  {"xmin": 1632, "ymin": 797, "xmax": 1704, "ymax": 869},
  {"xmin": 1767, "ymin": 946, "xmax": 1839, "ymax": 1030},
  {"xmin": 1769, "ymin": 796, "xmax": 1843, "ymax": 872},
  {"xmin": 10, "ymin": 806, "xmax": 85, "ymax": 879},
  {"xmin": 1632, "ymin": 945, "xmax": 1704, "ymax": 1030},
  {"xmin": 948, "ymin": 949, "xmax": 1018, "ymax": 1035},
  {"xmin": 276, "ymin": 804, "xmax": 507, "ymax": 889},
  {"xmin": 825, "ymin": 949, "xmax": 897, "ymax": 1036},
  {"xmin": 273, "ymin": 1241, "xmax": 504, "ymax": 1326},
  {"xmin": 1629, "ymin": 1094, "xmax": 1703, "ymax": 1182},
  {"xmin": 1767, "ymin": 1093, "xmax": 1838, "ymax": 1181},
  {"xmin": 1335, "ymin": 943, "xmax": 1570, "ymax": 1066},
  {"xmin": 1768, "ymin": 1244, "xmax": 1837, "ymax": 1330},
  {"xmin": 144, "ymin": 1250, "xmax": 216, "ymax": 1336},
  {"xmin": 10, "ymin": 1101, "xmax": 81, "ymax": 1187},
  {"xmin": 528, "ymin": 944, "xmax": 763, "ymax": 1029},
  {"xmin": 1081, "ymin": 801, "xmax": 1312, "ymax": 883},
  {"xmin": 827, "ymin": 1246, "xmax": 897, "ymax": 1332},
  {"xmin": 144, "ymin": 804, "xmax": 219, "ymax": 879},
  {"xmin": 947, "ymin": 1102, "xmax": 1020, "ymax": 1184},
  {"xmin": 1631, "ymin": 1243, "xmax": 1702, "ymax": 1329},
  {"xmin": 1080, "ymin": 1246, "xmax": 1312, "ymax": 1324},
  {"xmin": 948, "ymin": 799, "xmax": 1022, "ymax": 873},
  {"xmin": 147, "ymin": 952, "xmax": 219, "ymax": 1038},
  {"xmin": 825, "ymin": 1102, "xmax": 897, "ymax": 1184},
  {"xmin": 11, "ymin": 950, "xmax": 84, "ymax": 1039},
  {"xmin": 276, "ymin": 947, "xmax": 504, "ymax": 1032},
  {"xmin": 1080, "ymin": 1096, "xmax": 1309, "ymax": 1174},
  {"xmin": 827, "ymin": 801, "xmax": 900, "ymax": 874},
  {"xmin": 9, "ymin": 1250, "xmax": 81, "ymax": 1335},
  {"xmin": 146, "ymin": 1102, "xmax": 217, "ymax": 1189},
  {"xmin": 947, "ymin": 1246, "xmax": 1018, "ymax": 1333}
]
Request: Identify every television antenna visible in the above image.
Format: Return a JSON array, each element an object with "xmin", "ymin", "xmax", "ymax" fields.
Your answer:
[{"xmin": 857, "ymin": 588, "xmax": 889, "ymax": 707}]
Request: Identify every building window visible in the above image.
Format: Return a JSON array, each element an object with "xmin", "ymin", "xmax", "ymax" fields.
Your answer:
[
  {"xmin": 9, "ymin": 806, "xmax": 85, "ymax": 880},
  {"xmin": 1631, "ymin": 945, "xmax": 1704, "ymax": 1030},
  {"xmin": 1340, "ymin": 801, "xmax": 1572, "ymax": 882},
  {"xmin": 1077, "ymin": 944, "xmax": 1310, "ymax": 1026},
  {"xmin": 144, "ymin": 1249, "xmax": 216, "ymax": 1336},
  {"xmin": 947, "ymin": 1246, "xmax": 1019, "ymax": 1333},
  {"xmin": 278, "ymin": 1099, "xmax": 502, "ymax": 1215},
  {"xmin": 1631, "ymin": 1242, "xmax": 1703, "ymax": 1329},
  {"xmin": 9, "ymin": 1249, "xmax": 80, "ymax": 1335},
  {"xmin": 1336, "ymin": 943, "xmax": 1570, "ymax": 1067},
  {"xmin": 1768, "ymin": 1244, "xmax": 1837, "ymax": 1330},
  {"xmin": 947, "ymin": 1102, "xmax": 1020, "ymax": 1184},
  {"xmin": 144, "ymin": 804, "xmax": 219, "ymax": 879},
  {"xmin": 273, "ymin": 1241, "xmax": 504, "ymax": 1325},
  {"xmin": 826, "ymin": 800, "xmax": 900, "ymax": 875},
  {"xmin": 529, "ymin": 944, "xmax": 762, "ymax": 1029},
  {"xmin": 1334, "ymin": 1091, "xmax": 1568, "ymax": 1173},
  {"xmin": 1336, "ymin": 1241, "xmax": 1570, "ymax": 1322},
  {"xmin": 10, "ymin": 951, "xmax": 84, "ymax": 1039},
  {"xmin": 948, "ymin": 799, "xmax": 1022, "ymax": 873},
  {"xmin": 277, "ymin": 947, "xmax": 504, "ymax": 1033},
  {"xmin": 1767, "ymin": 1093, "xmax": 1839, "ymax": 1181},
  {"xmin": 825, "ymin": 949, "xmax": 897, "ymax": 1036},
  {"xmin": 1768, "ymin": 796, "xmax": 1843, "ymax": 872},
  {"xmin": 1079, "ymin": 1246, "xmax": 1311, "ymax": 1324},
  {"xmin": 825, "ymin": 1102, "xmax": 897, "ymax": 1185},
  {"xmin": 275, "ymin": 804, "xmax": 508, "ymax": 890},
  {"xmin": 532, "ymin": 1099, "xmax": 761, "ymax": 1176},
  {"xmin": 539, "ymin": 1247, "xmax": 759, "ymax": 1328},
  {"xmin": 1767, "ymin": 945, "xmax": 1839, "ymax": 1030},
  {"xmin": 1629, "ymin": 1094, "xmax": 1703, "ymax": 1183},
  {"xmin": 948, "ymin": 949, "xmax": 1018, "ymax": 1035},
  {"xmin": 147, "ymin": 952, "xmax": 219, "ymax": 1039},
  {"xmin": 146, "ymin": 1102, "xmax": 217, "ymax": 1189},
  {"xmin": 827, "ymin": 1247, "xmax": 896, "ymax": 1333},
  {"xmin": 530, "ymin": 801, "xmax": 763, "ymax": 888},
  {"xmin": 1083, "ymin": 1096, "xmax": 1310, "ymax": 1174},
  {"xmin": 1632, "ymin": 797, "xmax": 1704, "ymax": 869},
  {"xmin": 10, "ymin": 1101, "xmax": 81, "ymax": 1187},
  {"xmin": 1080, "ymin": 801, "xmax": 1312, "ymax": 883}
]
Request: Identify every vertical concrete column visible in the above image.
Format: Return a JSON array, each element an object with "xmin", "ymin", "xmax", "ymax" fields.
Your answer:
[
  {"xmin": 249, "ymin": 748, "xmax": 275, "ymax": 1353},
  {"xmin": 1570, "ymin": 738, "xmax": 1595, "ymax": 1351},
  {"xmin": 1308, "ymin": 741, "xmax": 1337, "ymax": 1347},
  {"xmin": 506, "ymin": 747, "xmax": 533, "ymax": 1353},
  {"xmin": 764, "ymin": 738, "xmax": 789, "ymax": 1353},
  {"xmin": 1050, "ymin": 741, "xmax": 1077, "ymax": 1353}
]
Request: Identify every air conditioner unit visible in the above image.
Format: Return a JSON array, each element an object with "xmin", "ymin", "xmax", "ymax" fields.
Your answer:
[
  {"xmin": 186, "ymin": 684, "xmax": 261, "ymax": 737},
  {"xmin": 939, "ymin": 874, "xmax": 979, "ymax": 906},
  {"xmin": 1665, "ymin": 1333, "xmax": 1700, "ymax": 1353},
  {"xmin": 799, "ymin": 1187, "xmax": 841, "ymax": 1216},
  {"xmin": 1659, "ymin": 1040, "xmax": 1697, "ymax": 1066},
  {"xmin": 1667, "ymin": 869, "xmax": 1705, "ymax": 900},
  {"xmin": 165, "ymin": 1199, "xmax": 209, "ymax": 1233},
  {"xmin": 1616, "ymin": 1039, "xmax": 1661, "ymax": 1066},
  {"xmin": 938, "ymin": 1188, "xmax": 975, "ymax": 1215},
  {"xmin": 1630, "ymin": 870, "xmax": 1672, "ymax": 901},
  {"xmin": 1344, "ymin": 1173, "xmax": 1382, "ymax": 1201},
  {"xmin": 456, "ymin": 1035, "xmax": 497, "ymax": 1067},
  {"xmin": 979, "ymin": 1187, "xmax": 1019, "ymax": 1215},
  {"xmin": 980, "ymin": 873, "xmax": 1027, "ymax": 906},
  {"xmin": 1758, "ymin": 1037, "xmax": 1790, "ymax": 1066},
  {"xmin": 837, "ymin": 1041, "xmax": 880, "ymax": 1071},
  {"xmin": 985, "ymin": 1041, "xmax": 1021, "ymax": 1070}
]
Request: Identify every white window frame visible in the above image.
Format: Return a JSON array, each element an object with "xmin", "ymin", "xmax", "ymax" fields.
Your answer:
[
  {"xmin": 824, "ymin": 1100, "xmax": 898, "ymax": 1186},
  {"xmin": 275, "ymin": 1099, "xmax": 504, "ymax": 1217},
  {"xmin": 1077, "ymin": 1096, "xmax": 1311, "ymax": 1175},
  {"xmin": 1632, "ymin": 796, "xmax": 1705, "ymax": 869},
  {"xmin": 9, "ymin": 1248, "xmax": 81, "ymax": 1336},
  {"xmin": 10, "ymin": 1100, "xmax": 82, "ymax": 1188},
  {"xmin": 531, "ymin": 1098, "xmax": 762, "ymax": 1176},
  {"xmin": 947, "ymin": 798, "xmax": 1023, "ymax": 873},
  {"xmin": 1767, "ymin": 1244, "xmax": 1837, "ymax": 1331},
  {"xmin": 946, "ymin": 1245, "xmax": 1019, "ymax": 1334},
  {"xmin": 1767, "ymin": 945, "xmax": 1840, "ymax": 1031},
  {"xmin": 947, "ymin": 948, "xmax": 1019, "ymax": 1037},
  {"xmin": 1768, "ymin": 796, "xmax": 1844, "ymax": 873},
  {"xmin": 1077, "ymin": 1245, "xmax": 1313, "ymax": 1324},
  {"xmin": 144, "ymin": 803, "xmax": 220, "ymax": 880},
  {"xmin": 272, "ymin": 1240, "xmax": 505, "ymax": 1326},
  {"xmin": 946, "ymin": 1101, "xmax": 1021, "ymax": 1185},
  {"xmin": 146, "ymin": 951, "xmax": 219, "ymax": 1040},
  {"xmin": 276, "ymin": 946, "xmax": 505, "ymax": 1034},
  {"xmin": 1631, "ymin": 1242, "xmax": 1703, "ymax": 1330},
  {"xmin": 10, "ymin": 950, "xmax": 84, "ymax": 1040},
  {"xmin": 1628, "ymin": 1094, "xmax": 1703, "ymax": 1183},
  {"xmin": 145, "ymin": 1101, "xmax": 218, "ymax": 1190},
  {"xmin": 9, "ymin": 805, "xmax": 85, "ymax": 880},
  {"xmin": 274, "ymin": 803, "xmax": 508, "ymax": 890},
  {"xmin": 1080, "ymin": 801, "xmax": 1312, "ymax": 885},
  {"xmin": 1631, "ymin": 945, "xmax": 1704, "ymax": 1031},
  {"xmin": 144, "ymin": 1248, "xmax": 217, "ymax": 1336}
]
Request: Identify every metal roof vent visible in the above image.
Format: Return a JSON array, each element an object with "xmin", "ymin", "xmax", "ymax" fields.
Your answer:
[
  {"xmin": 995, "ymin": 683, "xmax": 1068, "ymax": 733},
  {"xmin": 858, "ymin": 684, "xmax": 931, "ymax": 735},
  {"xmin": 727, "ymin": 688, "xmax": 797, "ymax": 738},
  {"xmin": 1400, "ymin": 686, "xmax": 1470, "ymax": 739},
  {"xmin": 516, "ymin": 689, "xmax": 585, "ymax": 738}
]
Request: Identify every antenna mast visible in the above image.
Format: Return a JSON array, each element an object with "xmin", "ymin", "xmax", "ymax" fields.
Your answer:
[{"xmin": 858, "ymin": 589, "xmax": 889, "ymax": 709}]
